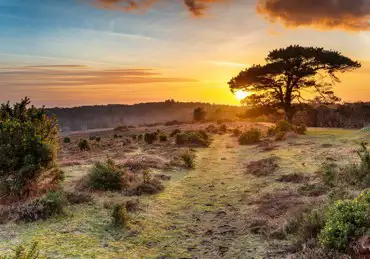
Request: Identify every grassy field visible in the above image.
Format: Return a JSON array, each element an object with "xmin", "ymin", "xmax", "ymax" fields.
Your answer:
[{"xmin": 0, "ymin": 124, "xmax": 364, "ymax": 258}]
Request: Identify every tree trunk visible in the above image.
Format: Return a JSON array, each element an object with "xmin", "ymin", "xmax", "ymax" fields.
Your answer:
[{"xmin": 284, "ymin": 106, "xmax": 294, "ymax": 123}]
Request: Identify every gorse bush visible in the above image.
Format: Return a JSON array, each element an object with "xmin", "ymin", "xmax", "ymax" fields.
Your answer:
[
  {"xmin": 238, "ymin": 128, "xmax": 261, "ymax": 145},
  {"xmin": 0, "ymin": 242, "xmax": 40, "ymax": 259},
  {"xmin": 88, "ymin": 159, "xmax": 123, "ymax": 191},
  {"xmin": 16, "ymin": 191, "xmax": 67, "ymax": 222},
  {"xmin": 78, "ymin": 139, "xmax": 90, "ymax": 151},
  {"xmin": 319, "ymin": 194, "xmax": 370, "ymax": 251},
  {"xmin": 0, "ymin": 98, "xmax": 60, "ymax": 199}
]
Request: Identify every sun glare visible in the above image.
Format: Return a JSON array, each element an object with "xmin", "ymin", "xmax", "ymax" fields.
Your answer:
[{"xmin": 235, "ymin": 90, "xmax": 250, "ymax": 101}]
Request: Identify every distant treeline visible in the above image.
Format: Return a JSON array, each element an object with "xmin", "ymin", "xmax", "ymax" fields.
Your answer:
[
  {"xmin": 295, "ymin": 102, "xmax": 370, "ymax": 129},
  {"xmin": 47, "ymin": 100, "xmax": 245, "ymax": 132}
]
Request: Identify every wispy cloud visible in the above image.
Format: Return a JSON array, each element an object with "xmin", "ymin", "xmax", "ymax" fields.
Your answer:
[
  {"xmin": 203, "ymin": 60, "xmax": 249, "ymax": 68},
  {"xmin": 0, "ymin": 65, "xmax": 197, "ymax": 88}
]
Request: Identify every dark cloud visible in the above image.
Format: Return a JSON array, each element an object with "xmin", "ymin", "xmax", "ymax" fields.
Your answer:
[
  {"xmin": 257, "ymin": 0, "xmax": 370, "ymax": 31},
  {"xmin": 91, "ymin": 0, "xmax": 225, "ymax": 16}
]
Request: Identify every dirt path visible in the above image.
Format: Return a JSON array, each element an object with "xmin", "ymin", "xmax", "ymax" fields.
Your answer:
[{"xmin": 130, "ymin": 135, "xmax": 270, "ymax": 258}]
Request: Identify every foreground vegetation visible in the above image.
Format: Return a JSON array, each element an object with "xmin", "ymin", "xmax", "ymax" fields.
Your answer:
[{"xmin": 3, "ymin": 99, "xmax": 370, "ymax": 258}]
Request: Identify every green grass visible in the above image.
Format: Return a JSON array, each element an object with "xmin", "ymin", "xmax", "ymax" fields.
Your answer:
[{"xmin": 0, "ymin": 127, "xmax": 364, "ymax": 258}]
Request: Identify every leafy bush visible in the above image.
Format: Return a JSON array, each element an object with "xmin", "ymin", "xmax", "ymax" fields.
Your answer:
[
  {"xmin": 0, "ymin": 242, "xmax": 40, "ymax": 259},
  {"xmin": 111, "ymin": 204, "xmax": 128, "ymax": 228},
  {"xmin": 78, "ymin": 139, "xmax": 90, "ymax": 151},
  {"xmin": 182, "ymin": 150, "xmax": 195, "ymax": 169},
  {"xmin": 319, "ymin": 197, "xmax": 370, "ymax": 251},
  {"xmin": 88, "ymin": 159, "xmax": 123, "ymax": 191},
  {"xmin": 63, "ymin": 137, "xmax": 71, "ymax": 144},
  {"xmin": 0, "ymin": 98, "xmax": 60, "ymax": 198},
  {"xmin": 144, "ymin": 132, "xmax": 158, "ymax": 144},
  {"xmin": 16, "ymin": 191, "xmax": 67, "ymax": 222},
  {"xmin": 238, "ymin": 128, "xmax": 261, "ymax": 145}
]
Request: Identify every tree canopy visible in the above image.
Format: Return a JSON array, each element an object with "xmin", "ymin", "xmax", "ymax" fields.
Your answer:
[{"xmin": 228, "ymin": 45, "xmax": 361, "ymax": 121}]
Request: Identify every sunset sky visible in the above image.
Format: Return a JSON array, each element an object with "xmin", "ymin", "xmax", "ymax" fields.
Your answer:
[{"xmin": 1, "ymin": 0, "xmax": 370, "ymax": 107}]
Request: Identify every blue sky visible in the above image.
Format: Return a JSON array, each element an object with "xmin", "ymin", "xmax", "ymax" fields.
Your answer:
[{"xmin": 1, "ymin": 0, "xmax": 370, "ymax": 107}]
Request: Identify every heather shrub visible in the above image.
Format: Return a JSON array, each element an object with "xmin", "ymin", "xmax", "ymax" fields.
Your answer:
[
  {"xmin": 78, "ymin": 139, "xmax": 90, "ymax": 151},
  {"xmin": 170, "ymin": 129, "xmax": 181, "ymax": 137},
  {"xmin": 16, "ymin": 191, "xmax": 67, "ymax": 222},
  {"xmin": 238, "ymin": 128, "xmax": 261, "ymax": 145},
  {"xmin": 0, "ymin": 98, "xmax": 60, "ymax": 199}
]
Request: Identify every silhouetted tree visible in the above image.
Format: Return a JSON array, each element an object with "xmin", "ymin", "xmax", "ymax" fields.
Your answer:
[
  {"xmin": 193, "ymin": 107, "xmax": 206, "ymax": 122},
  {"xmin": 229, "ymin": 45, "xmax": 361, "ymax": 122}
]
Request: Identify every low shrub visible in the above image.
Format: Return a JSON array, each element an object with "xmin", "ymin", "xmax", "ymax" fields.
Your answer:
[
  {"xmin": 246, "ymin": 156, "xmax": 279, "ymax": 176},
  {"xmin": 144, "ymin": 132, "xmax": 158, "ymax": 144},
  {"xmin": 63, "ymin": 137, "xmax": 71, "ymax": 143},
  {"xmin": 175, "ymin": 133, "xmax": 188, "ymax": 145},
  {"xmin": 132, "ymin": 179, "xmax": 164, "ymax": 195},
  {"xmin": 95, "ymin": 137, "xmax": 101, "ymax": 142},
  {"xmin": 78, "ymin": 139, "xmax": 90, "ymax": 151},
  {"xmin": 175, "ymin": 131, "xmax": 209, "ymax": 147},
  {"xmin": 219, "ymin": 124, "xmax": 227, "ymax": 133},
  {"xmin": 232, "ymin": 128, "xmax": 242, "ymax": 136},
  {"xmin": 0, "ymin": 242, "xmax": 40, "ymax": 259},
  {"xmin": 170, "ymin": 129, "xmax": 181, "ymax": 137},
  {"xmin": 239, "ymin": 128, "xmax": 261, "ymax": 145},
  {"xmin": 88, "ymin": 159, "xmax": 122, "ymax": 191},
  {"xmin": 65, "ymin": 191, "xmax": 93, "ymax": 204},
  {"xmin": 269, "ymin": 120, "xmax": 307, "ymax": 139},
  {"xmin": 15, "ymin": 191, "xmax": 67, "ymax": 222},
  {"xmin": 159, "ymin": 134, "xmax": 168, "ymax": 142},
  {"xmin": 111, "ymin": 204, "xmax": 128, "ymax": 228},
  {"xmin": 182, "ymin": 150, "xmax": 195, "ymax": 169},
  {"xmin": 89, "ymin": 136, "xmax": 96, "ymax": 141},
  {"xmin": 205, "ymin": 124, "xmax": 218, "ymax": 133},
  {"xmin": 284, "ymin": 207, "xmax": 326, "ymax": 244},
  {"xmin": 137, "ymin": 134, "xmax": 143, "ymax": 141}
]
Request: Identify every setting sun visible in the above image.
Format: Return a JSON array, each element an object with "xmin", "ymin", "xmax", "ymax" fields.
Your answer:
[{"xmin": 235, "ymin": 90, "xmax": 251, "ymax": 101}]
